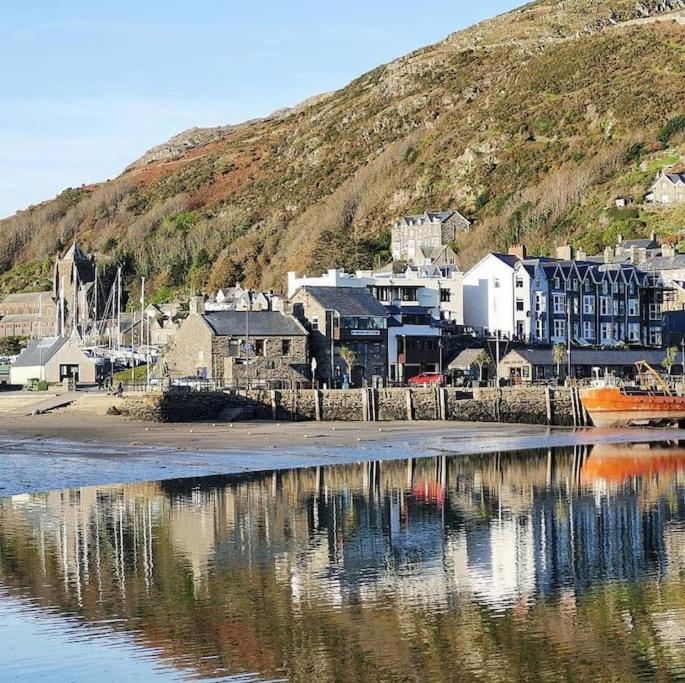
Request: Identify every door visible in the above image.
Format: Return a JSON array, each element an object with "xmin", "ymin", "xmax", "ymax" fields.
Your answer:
[{"xmin": 59, "ymin": 364, "xmax": 79, "ymax": 382}]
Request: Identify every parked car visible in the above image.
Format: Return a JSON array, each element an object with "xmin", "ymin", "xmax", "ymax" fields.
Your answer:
[{"xmin": 408, "ymin": 372, "xmax": 445, "ymax": 387}]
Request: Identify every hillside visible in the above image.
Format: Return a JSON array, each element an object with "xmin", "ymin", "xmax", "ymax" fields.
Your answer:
[{"xmin": 1, "ymin": 0, "xmax": 685, "ymax": 301}]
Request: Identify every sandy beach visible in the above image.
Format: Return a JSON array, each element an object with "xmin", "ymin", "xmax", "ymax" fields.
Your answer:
[{"xmin": 1, "ymin": 413, "xmax": 685, "ymax": 497}]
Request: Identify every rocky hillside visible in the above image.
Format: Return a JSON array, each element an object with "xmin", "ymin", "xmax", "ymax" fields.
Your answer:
[{"xmin": 1, "ymin": 0, "xmax": 685, "ymax": 300}]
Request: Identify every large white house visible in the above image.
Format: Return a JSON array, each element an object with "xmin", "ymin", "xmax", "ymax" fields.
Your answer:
[{"xmin": 463, "ymin": 252, "xmax": 520, "ymax": 338}]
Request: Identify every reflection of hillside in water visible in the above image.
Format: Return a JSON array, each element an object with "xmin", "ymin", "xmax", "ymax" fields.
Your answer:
[{"xmin": 2, "ymin": 444, "xmax": 685, "ymax": 680}]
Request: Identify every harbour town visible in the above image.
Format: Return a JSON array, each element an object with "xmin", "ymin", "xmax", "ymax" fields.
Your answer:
[{"xmin": 3, "ymin": 0, "xmax": 685, "ymax": 681}]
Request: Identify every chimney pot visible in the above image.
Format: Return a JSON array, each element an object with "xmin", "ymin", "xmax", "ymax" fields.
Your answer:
[{"xmin": 508, "ymin": 244, "xmax": 527, "ymax": 259}]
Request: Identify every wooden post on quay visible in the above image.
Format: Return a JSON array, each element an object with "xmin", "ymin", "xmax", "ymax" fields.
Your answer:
[
  {"xmin": 270, "ymin": 390, "xmax": 277, "ymax": 421},
  {"xmin": 545, "ymin": 387, "xmax": 552, "ymax": 425},
  {"xmin": 314, "ymin": 389, "xmax": 321, "ymax": 421},
  {"xmin": 406, "ymin": 389, "xmax": 414, "ymax": 421}
]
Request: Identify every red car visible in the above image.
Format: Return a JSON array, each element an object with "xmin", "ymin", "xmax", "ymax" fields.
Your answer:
[{"xmin": 408, "ymin": 372, "xmax": 445, "ymax": 387}]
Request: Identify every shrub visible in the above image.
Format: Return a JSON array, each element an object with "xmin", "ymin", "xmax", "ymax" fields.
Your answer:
[{"xmin": 658, "ymin": 115, "xmax": 685, "ymax": 147}]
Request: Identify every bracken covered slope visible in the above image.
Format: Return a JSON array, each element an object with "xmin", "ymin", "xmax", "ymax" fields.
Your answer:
[{"xmin": 1, "ymin": 0, "xmax": 685, "ymax": 299}]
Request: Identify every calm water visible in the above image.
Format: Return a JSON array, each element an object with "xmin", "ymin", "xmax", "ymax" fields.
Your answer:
[{"xmin": 1, "ymin": 444, "xmax": 685, "ymax": 681}]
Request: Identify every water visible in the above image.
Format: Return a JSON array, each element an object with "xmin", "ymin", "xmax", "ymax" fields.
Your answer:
[{"xmin": 1, "ymin": 443, "xmax": 685, "ymax": 681}]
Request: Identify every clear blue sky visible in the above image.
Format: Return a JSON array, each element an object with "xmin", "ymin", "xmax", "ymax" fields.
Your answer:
[{"xmin": 1, "ymin": 0, "xmax": 521, "ymax": 219}]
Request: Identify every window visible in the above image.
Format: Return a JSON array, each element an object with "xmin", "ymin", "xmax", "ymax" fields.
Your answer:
[
  {"xmin": 572, "ymin": 297, "xmax": 579, "ymax": 315},
  {"xmin": 516, "ymin": 298, "xmax": 525, "ymax": 312},
  {"xmin": 228, "ymin": 340, "xmax": 241, "ymax": 357},
  {"xmin": 628, "ymin": 323, "xmax": 640, "ymax": 342},
  {"xmin": 613, "ymin": 300, "xmax": 619, "ymax": 317},
  {"xmin": 515, "ymin": 278, "xmax": 524, "ymax": 289},
  {"xmin": 573, "ymin": 322, "xmax": 579, "ymax": 338},
  {"xmin": 612, "ymin": 282, "xmax": 618, "ymax": 294},
  {"xmin": 628, "ymin": 299, "xmax": 639, "ymax": 316},
  {"xmin": 535, "ymin": 293, "xmax": 545, "ymax": 313},
  {"xmin": 649, "ymin": 304, "xmax": 662, "ymax": 321},
  {"xmin": 311, "ymin": 316, "xmax": 319, "ymax": 331},
  {"xmin": 281, "ymin": 339, "xmax": 291, "ymax": 357},
  {"xmin": 600, "ymin": 298, "xmax": 611, "ymax": 316},
  {"xmin": 583, "ymin": 296, "xmax": 595, "ymax": 315},
  {"xmin": 493, "ymin": 278, "xmax": 501, "ymax": 289},
  {"xmin": 536, "ymin": 319, "xmax": 545, "ymax": 340},
  {"xmin": 601, "ymin": 322, "xmax": 612, "ymax": 342},
  {"xmin": 254, "ymin": 339, "xmax": 265, "ymax": 356},
  {"xmin": 440, "ymin": 289, "xmax": 451, "ymax": 303},
  {"xmin": 583, "ymin": 321, "xmax": 595, "ymax": 340},
  {"xmin": 649, "ymin": 330, "xmax": 662, "ymax": 346},
  {"xmin": 553, "ymin": 294, "xmax": 566, "ymax": 314},
  {"xmin": 553, "ymin": 319, "xmax": 566, "ymax": 339},
  {"xmin": 602, "ymin": 281, "xmax": 609, "ymax": 295},
  {"xmin": 553, "ymin": 277, "xmax": 561, "ymax": 289}
]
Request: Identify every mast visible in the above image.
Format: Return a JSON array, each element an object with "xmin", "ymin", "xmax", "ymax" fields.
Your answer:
[{"xmin": 116, "ymin": 266, "xmax": 122, "ymax": 350}]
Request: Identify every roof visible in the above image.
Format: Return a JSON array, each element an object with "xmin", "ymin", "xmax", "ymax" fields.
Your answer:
[
  {"xmin": 0, "ymin": 291, "xmax": 53, "ymax": 305},
  {"xmin": 296, "ymin": 287, "xmax": 389, "ymax": 317},
  {"xmin": 449, "ymin": 348, "xmax": 488, "ymax": 370},
  {"xmin": 0, "ymin": 314, "xmax": 41, "ymax": 323},
  {"xmin": 502, "ymin": 348, "xmax": 668, "ymax": 367},
  {"xmin": 638, "ymin": 255, "xmax": 685, "ymax": 272},
  {"xmin": 201, "ymin": 311, "xmax": 307, "ymax": 337},
  {"xmin": 663, "ymin": 173, "xmax": 685, "ymax": 185},
  {"xmin": 12, "ymin": 337, "xmax": 70, "ymax": 368},
  {"xmin": 492, "ymin": 253, "xmax": 520, "ymax": 268}
]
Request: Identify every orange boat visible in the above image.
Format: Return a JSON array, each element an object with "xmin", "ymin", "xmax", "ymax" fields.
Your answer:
[{"xmin": 580, "ymin": 362, "xmax": 685, "ymax": 428}]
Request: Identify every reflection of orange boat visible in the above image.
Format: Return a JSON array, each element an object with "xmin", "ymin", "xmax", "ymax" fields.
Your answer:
[{"xmin": 581, "ymin": 443, "xmax": 685, "ymax": 484}]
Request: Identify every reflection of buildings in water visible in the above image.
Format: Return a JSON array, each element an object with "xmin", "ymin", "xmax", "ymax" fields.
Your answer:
[{"xmin": 2, "ymin": 448, "xmax": 685, "ymax": 619}]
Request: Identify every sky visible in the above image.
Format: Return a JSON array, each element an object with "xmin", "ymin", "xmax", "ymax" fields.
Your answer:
[{"xmin": 0, "ymin": 0, "xmax": 522, "ymax": 219}]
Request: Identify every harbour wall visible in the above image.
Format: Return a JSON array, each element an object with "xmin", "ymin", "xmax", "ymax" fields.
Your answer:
[{"xmin": 118, "ymin": 386, "xmax": 584, "ymax": 426}]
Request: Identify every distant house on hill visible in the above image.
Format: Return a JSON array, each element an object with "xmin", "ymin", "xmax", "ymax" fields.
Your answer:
[
  {"xmin": 391, "ymin": 210, "xmax": 470, "ymax": 264},
  {"xmin": 648, "ymin": 171, "xmax": 685, "ymax": 205}
]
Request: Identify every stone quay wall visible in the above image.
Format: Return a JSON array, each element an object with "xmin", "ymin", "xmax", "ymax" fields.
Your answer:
[{"xmin": 119, "ymin": 386, "xmax": 583, "ymax": 426}]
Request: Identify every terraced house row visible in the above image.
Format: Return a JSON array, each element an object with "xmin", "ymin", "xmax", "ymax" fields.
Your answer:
[{"xmin": 464, "ymin": 243, "xmax": 668, "ymax": 348}]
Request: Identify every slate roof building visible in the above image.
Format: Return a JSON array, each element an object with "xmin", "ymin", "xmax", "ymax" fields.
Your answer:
[
  {"xmin": 9, "ymin": 336, "xmax": 97, "ymax": 386},
  {"xmin": 500, "ymin": 347, "xmax": 669, "ymax": 383},
  {"xmin": 648, "ymin": 172, "xmax": 685, "ymax": 205},
  {"xmin": 291, "ymin": 286, "xmax": 390, "ymax": 387},
  {"xmin": 391, "ymin": 210, "xmax": 470, "ymax": 264},
  {"xmin": 164, "ymin": 297, "xmax": 309, "ymax": 386}
]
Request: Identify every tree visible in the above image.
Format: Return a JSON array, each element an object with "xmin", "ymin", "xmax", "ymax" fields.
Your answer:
[
  {"xmin": 0, "ymin": 336, "xmax": 26, "ymax": 356},
  {"xmin": 553, "ymin": 344, "xmax": 566, "ymax": 377},
  {"xmin": 664, "ymin": 346, "xmax": 678, "ymax": 376},
  {"xmin": 339, "ymin": 346, "xmax": 357, "ymax": 387},
  {"xmin": 474, "ymin": 350, "xmax": 492, "ymax": 382}
]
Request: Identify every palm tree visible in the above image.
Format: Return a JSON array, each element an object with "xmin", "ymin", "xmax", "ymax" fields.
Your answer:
[
  {"xmin": 553, "ymin": 343, "xmax": 566, "ymax": 378},
  {"xmin": 664, "ymin": 346, "xmax": 678, "ymax": 376},
  {"xmin": 339, "ymin": 346, "xmax": 357, "ymax": 387}
]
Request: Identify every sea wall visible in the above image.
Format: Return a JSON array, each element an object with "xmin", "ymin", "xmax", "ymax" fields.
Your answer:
[{"xmin": 119, "ymin": 386, "xmax": 581, "ymax": 426}]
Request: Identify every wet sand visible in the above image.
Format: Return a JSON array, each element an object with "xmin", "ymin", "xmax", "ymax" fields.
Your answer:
[{"xmin": 1, "ymin": 413, "xmax": 684, "ymax": 497}]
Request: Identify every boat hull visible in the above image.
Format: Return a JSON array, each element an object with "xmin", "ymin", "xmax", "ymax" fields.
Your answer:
[{"xmin": 579, "ymin": 387, "xmax": 685, "ymax": 428}]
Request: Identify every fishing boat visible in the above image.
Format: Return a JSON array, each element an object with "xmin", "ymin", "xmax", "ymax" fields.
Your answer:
[{"xmin": 580, "ymin": 362, "xmax": 685, "ymax": 428}]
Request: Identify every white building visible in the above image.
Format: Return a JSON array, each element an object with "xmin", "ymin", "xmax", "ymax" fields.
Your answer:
[
  {"xmin": 463, "ymin": 252, "xmax": 520, "ymax": 338},
  {"xmin": 287, "ymin": 266, "xmax": 464, "ymax": 325}
]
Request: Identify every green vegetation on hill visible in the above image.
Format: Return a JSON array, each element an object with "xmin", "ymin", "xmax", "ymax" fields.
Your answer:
[{"xmin": 0, "ymin": 0, "xmax": 684, "ymax": 296}]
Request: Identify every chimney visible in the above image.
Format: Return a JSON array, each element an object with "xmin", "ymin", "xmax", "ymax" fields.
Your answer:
[
  {"xmin": 556, "ymin": 245, "xmax": 574, "ymax": 261},
  {"xmin": 576, "ymin": 247, "xmax": 587, "ymax": 261},
  {"xmin": 604, "ymin": 246, "xmax": 614, "ymax": 263},
  {"xmin": 617, "ymin": 234, "xmax": 624, "ymax": 244},
  {"xmin": 662, "ymin": 243, "xmax": 676, "ymax": 258},
  {"xmin": 650, "ymin": 230, "xmax": 657, "ymax": 242},
  {"xmin": 189, "ymin": 295, "xmax": 205, "ymax": 315},
  {"xmin": 630, "ymin": 245, "xmax": 639, "ymax": 265},
  {"xmin": 508, "ymin": 244, "xmax": 527, "ymax": 259}
]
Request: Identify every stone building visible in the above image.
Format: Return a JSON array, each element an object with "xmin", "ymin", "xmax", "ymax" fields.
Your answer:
[
  {"xmin": 0, "ymin": 292, "xmax": 58, "ymax": 338},
  {"xmin": 391, "ymin": 210, "xmax": 470, "ymax": 264},
  {"xmin": 291, "ymin": 286, "xmax": 390, "ymax": 387},
  {"xmin": 648, "ymin": 172, "xmax": 685, "ymax": 205},
  {"xmin": 164, "ymin": 298, "xmax": 309, "ymax": 386},
  {"xmin": 0, "ymin": 242, "xmax": 97, "ymax": 340}
]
